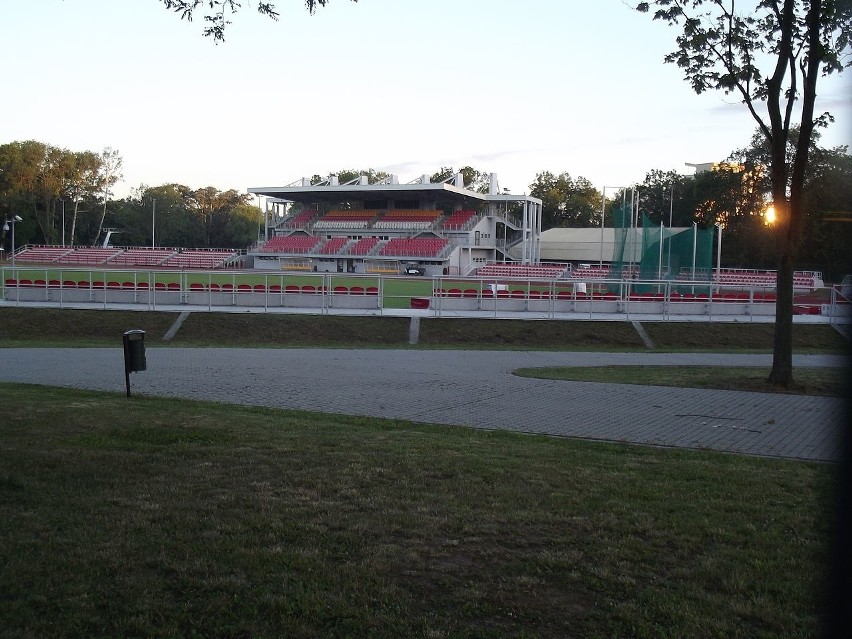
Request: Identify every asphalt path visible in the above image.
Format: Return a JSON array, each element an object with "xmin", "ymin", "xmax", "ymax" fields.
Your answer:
[{"xmin": 1, "ymin": 347, "xmax": 846, "ymax": 461}]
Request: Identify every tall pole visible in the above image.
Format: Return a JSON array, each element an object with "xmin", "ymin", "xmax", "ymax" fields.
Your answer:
[
  {"xmin": 61, "ymin": 199, "xmax": 66, "ymax": 247},
  {"xmin": 151, "ymin": 198, "xmax": 156, "ymax": 248},
  {"xmin": 691, "ymin": 222, "xmax": 697, "ymax": 281},
  {"xmin": 716, "ymin": 223, "xmax": 722, "ymax": 291},
  {"xmin": 658, "ymin": 221, "xmax": 663, "ymax": 280},
  {"xmin": 667, "ymin": 186, "xmax": 673, "ymax": 274},
  {"xmin": 599, "ymin": 187, "xmax": 606, "ymax": 268}
]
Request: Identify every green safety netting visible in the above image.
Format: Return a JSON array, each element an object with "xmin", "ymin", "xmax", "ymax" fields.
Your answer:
[{"xmin": 610, "ymin": 206, "xmax": 714, "ymax": 293}]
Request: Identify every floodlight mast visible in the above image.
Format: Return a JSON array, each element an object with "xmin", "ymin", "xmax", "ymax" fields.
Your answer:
[{"xmin": 3, "ymin": 215, "xmax": 23, "ymax": 270}]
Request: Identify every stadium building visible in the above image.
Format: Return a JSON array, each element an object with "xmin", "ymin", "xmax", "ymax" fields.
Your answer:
[{"xmin": 246, "ymin": 172, "xmax": 543, "ymax": 277}]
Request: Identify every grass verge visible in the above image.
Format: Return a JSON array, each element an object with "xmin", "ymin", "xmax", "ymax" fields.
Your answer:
[
  {"xmin": 513, "ymin": 365, "xmax": 848, "ymax": 397},
  {"xmin": 0, "ymin": 383, "xmax": 836, "ymax": 638},
  {"xmin": 0, "ymin": 307, "xmax": 848, "ymax": 353}
]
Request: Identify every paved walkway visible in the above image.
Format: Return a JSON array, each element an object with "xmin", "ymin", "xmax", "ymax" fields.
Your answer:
[{"xmin": 0, "ymin": 348, "xmax": 846, "ymax": 461}]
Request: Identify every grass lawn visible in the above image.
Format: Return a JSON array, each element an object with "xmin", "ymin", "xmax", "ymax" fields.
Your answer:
[
  {"xmin": 0, "ymin": 384, "xmax": 838, "ymax": 638},
  {"xmin": 0, "ymin": 307, "xmax": 848, "ymax": 353},
  {"xmin": 514, "ymin": 365, "xmax": 848, "ymax": 397}
]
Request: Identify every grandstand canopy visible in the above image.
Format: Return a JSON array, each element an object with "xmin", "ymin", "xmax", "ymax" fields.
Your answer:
[{"xmin": 248, "ymin": 174, "xmax": 539, "ymax": 209}]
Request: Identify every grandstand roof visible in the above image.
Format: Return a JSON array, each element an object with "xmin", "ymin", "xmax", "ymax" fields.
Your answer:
[{"xmin": 248, "ymin": 174, "xmax": 541, "ymax": 207}]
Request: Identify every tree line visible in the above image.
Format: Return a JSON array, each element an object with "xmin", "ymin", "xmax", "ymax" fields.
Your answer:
[
  {"xmin": 1, "ymin": 136, "xmax": 849, "ymax": 280},
  {"xmin": 0, "ymin": 140, "xmax": 261, "ymax": 252}
]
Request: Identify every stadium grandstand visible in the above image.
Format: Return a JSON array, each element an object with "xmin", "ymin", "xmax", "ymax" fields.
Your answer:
[
  {"xmin": 248, "ymin": 172, "xmax": 543, "ymax": 276},
  {"xmin": 9, "ymin": 245, "xmax": 241, "ymax": 269}
]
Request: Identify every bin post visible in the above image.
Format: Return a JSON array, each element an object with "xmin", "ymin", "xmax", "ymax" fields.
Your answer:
[{"xmin": 122, "ymin": 329, "xmax": 147, "ymax": 397}]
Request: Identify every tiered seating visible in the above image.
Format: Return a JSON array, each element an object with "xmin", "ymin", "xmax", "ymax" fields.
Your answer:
[
  {"xmin": 373, "ymin": 210, "xmax": 441, "ymax": 230},
  {"xmin": 57, "ymin": 247, "xmax": 122, "ymax": 264},
  {"xmin": 260, "ymin": 236, "xmax": 322, "ymax": 254},
  {"xmin": 108, "ymin": 248, "xmax": 176, "ymax": 266},
  {"xmin": 313, "ymin": 210, "xmax": 379, "ymax": 229},
  {"xmin": 349, "ymin": 237, "xmax": 380, "ymax": 255},
  {"xmin": 442, "ymin": 209, "xmax": 477, "ymax": 230},
  {"xmin": 379, "ymin": 237, "xmax": 448, "ymax": 258},
  {"xmin": 708, "ymin": 268, "xmax": 777, "ymax": 287},
  {"xmin": 11, "ymin": 245, "xmax": 71, "ymax": 263},
  {"xmin": 283, "ymin": 210, "xmax": 319, "ymax": 228},
  {"xmin": 566, "ymin": 265, "xmax": 612, "ymax": 279},
  {"xmin": 160, "ymin": 249, "xmax": 237, "ymax": 269},
  {"xmin": 479, "ymin": 263, "xmax": 568, "ymax": 279},
  {"xmin": 317, "ymin": 237, "xmax": 350, "ymax": 255}
]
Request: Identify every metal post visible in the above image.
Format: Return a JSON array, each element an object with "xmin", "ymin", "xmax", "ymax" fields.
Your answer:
[
  {"xmin": 599, "ymin": 187, "xmax": 606, "ymax": 268},
  {"xmin": 61, "ymin": 199, "xmax": 66, "ymax": 247},
  {"xmin": 716, "ymin": 223, "xmax": 722, "ymax": 292},
  {"xmin": 658, "ymin": 221, "xmax": 663, "ymax": 280},
  {"xmin": 691, "ymin": 222, "xmax": 697, "ymax": 281},
  {"xmin": 151, "ymin": 198, "xmax": 156, "ymax": 248},
  {"xmin": 667, "ymin": 185, "xmax": 673, "ymax": 273}
]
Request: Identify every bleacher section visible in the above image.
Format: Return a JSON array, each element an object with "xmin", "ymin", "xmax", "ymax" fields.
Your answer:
[
  {"xmin": 349, "ymin": 237, "xmax": 380, "ymax": 256},
  {"xmin": 159, "ymin": 249, "xmax": 237, "ymax": 269},
  {"xmin": 260, "ymin": 236, "xmax": 322, "ymax": 254},
  {"xmin": 379, "ymin": 237, "xmax": 448, "ymax": 258},
  {"xmin": 675, "ymin": 268, "xmax": 823, "ymax": 290},
  {"xmin": 373, "ymin": 210, "xmax": 441, "ymax": 230},
  {"xmin": 56, "ymin": 247, "xmax": 123, "ymax": 265},
  {"xmin": 317, "ymin": 237, "xmax": 350, "ymax": 255},
  {"xmin": 108, "ymin": 248, "xmax": 176, "ymax": 267},
  {"xmin": 283, "ymin": 210, "xmax": 319, "ymax": 228},
  {"xmin": 12, "ymin": 245, "xmax": 71, "ymax": 263},
  {"xmin": 442, "ymin": 209, "xmax": 477, "ymax": 230},
  {"xmin": 313, "ymin": 210, "xmax": 379, "ymax": 229},
  {"xmin": 478, "ymin": 263, "xmax": 568, "ymax": 279}
]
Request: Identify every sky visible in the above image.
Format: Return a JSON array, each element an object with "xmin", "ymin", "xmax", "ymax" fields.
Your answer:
[{"xmin": 1, "ymin": 0, "xmax": 850, "ymax": 200}]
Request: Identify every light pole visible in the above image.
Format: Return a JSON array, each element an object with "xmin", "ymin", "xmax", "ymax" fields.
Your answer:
[
  {"xmin": 3, "ymin": 215, "xmax": 23, "ymax": 270},
  {"xmin": 60, "ymin": 199, "xmax": 66, "ymax": 247}
]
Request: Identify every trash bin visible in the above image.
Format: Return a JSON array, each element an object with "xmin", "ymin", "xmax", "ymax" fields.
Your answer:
[{"xmin": 123, "ymin": 329, "xmax": 146, "ymax": 373}]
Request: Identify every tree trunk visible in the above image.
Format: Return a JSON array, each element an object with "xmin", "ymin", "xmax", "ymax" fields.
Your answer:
[
  {"xmin": 768, "ymin": 252, "xmax": 794, "ymax": 385},
  {"xmin": 70, "ymin": 199, "xmax": 79, "ymax": 247},
  {"xmin": 95, "ymin": 199, "xmax": 107, "ymax": 245}
]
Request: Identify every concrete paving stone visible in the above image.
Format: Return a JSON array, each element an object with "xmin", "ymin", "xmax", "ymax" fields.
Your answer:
[{"xmin": 0, "ymin": 347, "xmax": 846, "ymax": 462}]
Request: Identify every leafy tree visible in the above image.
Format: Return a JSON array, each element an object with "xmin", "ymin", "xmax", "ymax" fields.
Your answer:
[
  {"xmin": 94, "ymin": 147, "xmax": 124, "ymax": 244},
  {"xmin": 636, "ymin": 0, "xmax": 852, "ymax": 386},
  {"xmin": 529, "ymin": 171, "xmax": 601, "ymax": 229},
  {"xmin": 160, "ymin": 0, "xmax": 357, "ymax": 41},
  {"xmin": 430, "ymin": 166, "xmax": 491, "ymax": 193},
  {"xmin": 335, "ymin": 168, "xmax": 391, "ymax": 185}
]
